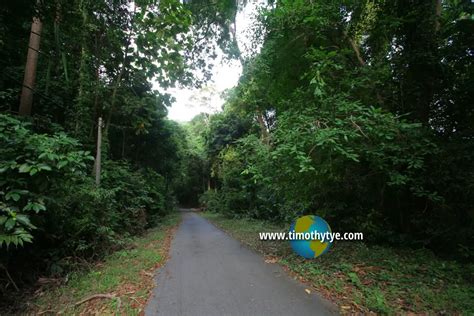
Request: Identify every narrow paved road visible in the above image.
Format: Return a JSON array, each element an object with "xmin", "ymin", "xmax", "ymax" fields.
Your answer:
[{"xmin": 145, "ymin": 210, "xmax": 336, "ymax": 316}]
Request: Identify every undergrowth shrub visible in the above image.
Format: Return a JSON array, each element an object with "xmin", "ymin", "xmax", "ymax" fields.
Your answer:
[
  {"xmin": 0, "ymin": 114, "xmax": 174, "ymax": 287},
  {"xmin": 0, "ymin": 114, "xmax": 92, "ymax": 248},
  {"xmin": 203, "ymin": 99, "xmax": 474, "ymax": 257}
]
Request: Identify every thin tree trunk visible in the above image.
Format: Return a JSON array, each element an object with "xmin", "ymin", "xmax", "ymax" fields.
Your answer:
[
  {"xmin": 104, "ymin": 2, "xmax": 136, "ymax": 136},
  {"xmin": 121, "ymin": 129, "xmax": 126, "ymax": 158},
  {"xmin": 256, "ymin": 108, "xmax": 269, "ymax": 145},
  {"xmin": 345, "ymin": 32, "xmax": 365, "ymax": 66},
  {"xmin": 95, "ymin": 117, "xmax": 103, "ymax": 186},
  {"xmin": 435, "ymin": 0, "xmax": 442, "ymax": 32},
  {"xmin": 75, "ymin": 0, "xmax": 89, "ymax": 134},
  {"xmin": 344, "ymin": 30, "xmax": 384, "ymax": 105},
  {"xmin": 104, "ymin": 66, "xmax": 125, "ymax": 136},
  {"xmin": 91, "ymin": 33, "xmax": 102, "ymax": 140},
  {"xmin": 19, "ymin": 15, "xmax": 42, "ymax": 116}
]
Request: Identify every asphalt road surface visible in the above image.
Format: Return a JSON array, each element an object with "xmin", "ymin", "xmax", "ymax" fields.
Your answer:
[{"xmin": 145, "ymin": 210, "xmax": 336, "ymax": 316}]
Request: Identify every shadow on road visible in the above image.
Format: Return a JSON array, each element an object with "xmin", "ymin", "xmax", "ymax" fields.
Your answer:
[{"xmin": 177, "ymin": 207, "xmax": 203, "ymax": 213}]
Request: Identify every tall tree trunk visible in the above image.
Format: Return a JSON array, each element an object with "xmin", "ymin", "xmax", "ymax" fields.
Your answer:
[
  {"xmin": 344, "ymin": 30, "xmax": 384, "ymax": 106},
  {"xmin": 76, "ymin": 0, "xmax": 89, "ymax": 134},
  {"xmin": 19, "ymin": 15, "xmax": 42, "ymax": 116},
  {"xmin": 435, "ymin": 0, "xmax": 442, "ymax": 32},
  {"xmin": 94, "ymin": 117, "xmax": 103, "ymax": 186},
  {"xmin": 345, "ymin": 31, "xmax": 365, "ymax": 66},
  {"xmin": 104, "ymin": 3, "xmax": 136, "ymax": 136},
  {"xmin": 104, "ymin": 66, "xmax": 126, "ymax": 136},
  {"xmin": 256, "ymin": 108, "xmax": 269, "ymax": 145}
]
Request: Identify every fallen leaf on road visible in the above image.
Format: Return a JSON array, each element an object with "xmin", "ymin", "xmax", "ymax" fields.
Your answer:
[
  {"xmin": 264, "ymin": 258, "xmax": 278, "ymax": 264},
  {"xmin": 305, "ymin": 289, "xmax": 311, "ymax": 294}
]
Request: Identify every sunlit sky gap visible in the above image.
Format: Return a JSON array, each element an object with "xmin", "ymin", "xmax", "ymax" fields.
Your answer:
[{"xmin": 153, "ymin": 1, "xmax": 260, "ymax": 122}]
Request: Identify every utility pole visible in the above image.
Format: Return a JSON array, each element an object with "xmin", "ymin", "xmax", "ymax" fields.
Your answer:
[{"xmin": 95, "ymin": 117, "xmax": 103, "ymax": 186}]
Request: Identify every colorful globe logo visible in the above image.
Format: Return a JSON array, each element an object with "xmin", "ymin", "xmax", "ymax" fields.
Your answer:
[{"xmin": 289, "ymin": 215, "xmax": 333, "ymax": 259}]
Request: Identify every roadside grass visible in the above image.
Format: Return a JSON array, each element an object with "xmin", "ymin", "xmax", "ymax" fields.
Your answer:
[
  {"xmin": 201, "ymin": 212, "xmax": 474, "ymax": 315},
  {"xmin": 31, "ymin": 212, "xmax": 180, "ymax": 315}
]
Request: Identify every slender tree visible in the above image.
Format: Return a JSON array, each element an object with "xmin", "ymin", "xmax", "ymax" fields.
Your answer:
[{"xmin": 19, "ymin": 6, "xmax": 42, "ymax": 116}]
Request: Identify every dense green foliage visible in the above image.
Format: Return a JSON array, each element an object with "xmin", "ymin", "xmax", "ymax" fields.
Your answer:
[
  {"xmin": 0, "ymin": 109, "xmax": 175, "ymax": 285},
  {"xmin": 198, "ymin": 0, "xmax": 474, "ymax": 258},
  {"xmin": 0, "ymin": 0, "xmax": 228, "ymax": 300},
  {"xmin": 173, "ymin": 114, "xmax": 210, "ymax": 206},
  {"xmin": 0, "ymin": 0, "xmax": 473, "ymax": 311},
  {"xmin": 0, "ymin": 114, "xmax": 92, "ymax": 248}
]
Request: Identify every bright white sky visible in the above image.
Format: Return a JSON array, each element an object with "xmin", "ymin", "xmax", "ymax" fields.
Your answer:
[{"xmin": 155, "ymin": 1, "xmax": 260, "ymax": 122}]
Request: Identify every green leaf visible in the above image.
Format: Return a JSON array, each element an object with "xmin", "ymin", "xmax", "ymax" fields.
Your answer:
[
  {"xmin": 16, "ymin": 214, "xmax": 36, "ymax": 229},
  {"xmin": 37, "ymin": 163, "xmax": 52, "ymax": 171},
  {"xmin": 23, "ymin": 202, "xmax": 46, "ymax": 213},
  {"xmin": 18, "ymin": 164, "xmax": 31, "ymax": 173},
  {"xmin": 4, "ymin": 218, "xmax": 15, "ymax": 230},
  {"xmin": 57, "ymin": 160, "xmax": 68, "ymax": 169},
  {"xmin": 5, "ymin": 192, "xmax": 20, "ymax": 202}
]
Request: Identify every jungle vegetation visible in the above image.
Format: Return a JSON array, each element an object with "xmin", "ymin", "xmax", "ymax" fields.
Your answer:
[
  {"xmin": 189, "ymin": 0, "xmax": 474, "ymax": 259},
  {"xmin": 0, "ymin": 0, "xmax": 473, "ymax": 312}
]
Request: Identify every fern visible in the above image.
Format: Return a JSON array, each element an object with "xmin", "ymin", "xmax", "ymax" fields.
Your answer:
[{"xmin": 0, "ymin": 228, "xmax": 33, "ymax": 248}]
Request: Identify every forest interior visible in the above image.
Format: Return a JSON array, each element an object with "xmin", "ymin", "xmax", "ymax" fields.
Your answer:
[{"xmin": 0, "ymin": 0, "xmax": 473, "ymax": 315}]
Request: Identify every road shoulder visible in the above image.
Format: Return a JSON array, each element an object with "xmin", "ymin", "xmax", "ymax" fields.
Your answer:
[
  {"xmin": 201, "ymin": 211, "xmax": 474, "ymax": 315},
  {"xmin": 31, "ymin": 212, "xmax": 181, "ymax": 315}
]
